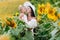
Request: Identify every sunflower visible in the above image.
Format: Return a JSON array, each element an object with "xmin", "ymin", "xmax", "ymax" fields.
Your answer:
[
  {"xmin": 37, "ymin": 4, "xmax": 46, "ymax": 15},
  {"xmin": 6, "ymin": 20, "xmax": 10, "ymax": 25},
  {"xmin": 6, "ymin": 18, "xmax": 17, "ymax": 28},
  {"xmin": 45, "ymin": 3, "xmax": 51, "ymax": 14},
  {"xmin": 45, "ymin": 2, "xmax": 51, "ymax": 9},
  {"xmin": 52, "ymin": 15, "xmax": 58, "ymax": 21},
  {"xmin": 10, "ymin": 20, "xmax": 17, "ymax": 28},
  {"xmin": 0, "ymin": 34, "xmax": 10, "ymax": 40},
  {"xmin": 57, "ymin": 13, "xmax": 60, "ymax": 18},
  {"xmin": 37, "ymin": 15, "xmax": 41, "ymax": 21},
  {"xmin": 2, "ymin": 23, "xmax": 5, "ymax": 28},
  {"xmin": 47, "ymin": 8, "xmax": 56, "ymax": 15},
  {"xmin": 58, "ymin": 22, "xmax": 60, "ymax": 26},
  {"xmin": 11, "ymin": 16, "xmax": 14, "ymax": 19},
  {"xmin": 15, "ymin": 12, "xmax": 19, "ymax": 16},
  {"xmin": 47, "ymin": 7, "xmax": 58, "ymax": 21},
  {"xmin": 47, "ymin": 14, "xmax": 58, "ymax": 21}
]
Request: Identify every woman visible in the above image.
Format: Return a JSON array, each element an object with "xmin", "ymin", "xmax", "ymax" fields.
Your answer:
[
  {"xmin": 23, "ymin": 2, "xmax": 37, "ymax": 39},
  {"xmin": 26, "ymin": 6, "xmax": 37, "ymax": 30},
  {"xmin": 23, "ymin": 4, "xmax": 37, "ymax": 40},
  {"xmin": 23, "ymin": 1, "xmax": 37, "ymax": 31}
]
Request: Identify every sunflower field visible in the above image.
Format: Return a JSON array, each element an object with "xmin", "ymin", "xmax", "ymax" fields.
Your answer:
[
  {"xmin": 30, "ymin": 0, "xmax": 60, "ymax": 40},
  {"xmin": 0, "ymin": 0, "xmax": 60, "ymax": 40}
]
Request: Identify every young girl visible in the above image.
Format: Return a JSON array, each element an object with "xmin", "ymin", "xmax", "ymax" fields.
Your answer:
[
  {"xmin": 18, "ymin": 5, "xmax": 27, "ymax": 22},
  {"xmin": 23, "ymin": 1, "xmax": 37, "ymax": 30}
]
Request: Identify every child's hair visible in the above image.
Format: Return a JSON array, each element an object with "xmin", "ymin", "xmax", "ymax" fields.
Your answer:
[
  {"xmin": 18, "ymin": 5, "xmax": 26, "ymax": 13},
  {"xmin": 18, "ymin": 5, "xmax": 22, "ymax": 11}
]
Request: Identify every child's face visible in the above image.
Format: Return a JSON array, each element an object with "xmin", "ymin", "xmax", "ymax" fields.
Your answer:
[{"xmin": 21, "ymin": 7, "xmax": 26, "ymax": 13}]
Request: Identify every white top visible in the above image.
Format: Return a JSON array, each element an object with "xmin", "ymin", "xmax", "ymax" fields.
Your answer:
[
  {"xmin": 25, "ymin": 18, "xmax": 37, "ymax": 28},
  {"xmin": 19, "ymin": 14, "xmax": 37, "ymax": 28},
  {"xmin": 19, "ymin": 13, "xmax": 27, "ymax": 22}
]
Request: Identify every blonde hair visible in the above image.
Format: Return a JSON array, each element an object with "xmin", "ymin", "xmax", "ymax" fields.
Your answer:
[{"xmin": 18, "ymin": 5, "xmax": 22, "ymax": 11}]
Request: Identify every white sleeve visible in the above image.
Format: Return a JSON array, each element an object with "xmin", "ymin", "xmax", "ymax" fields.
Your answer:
[
  {"xmin": 25, "ymin": 19, "xmax": 37, "ymax": 28},
  {"xmin": 18, "ymin": 14, "xmax": 27, "ymax": 21},
  {"xmin": 22, "ymin": 15, "xmax": 27, "ymax": 22},
  {"xmin": 18, "ymin": 14, "xmax": 22, "ymax": 20}
]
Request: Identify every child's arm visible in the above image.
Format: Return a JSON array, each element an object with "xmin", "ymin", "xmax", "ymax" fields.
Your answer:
[{"xmin": 19, "ymin": 13, "xmax": 24, "ymax": 19}]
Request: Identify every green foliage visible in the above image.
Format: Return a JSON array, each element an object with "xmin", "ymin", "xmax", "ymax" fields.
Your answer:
[
  {"xmin": 0, "ymin": 0, "xmax": 60, "ymax": 40},
  {"xmin": 29, "ymin": 0, "xmax": 60, "ymax": 40},
  {"xmin": 34, "ymin": 19, "xmax": 54, "ymax": 40}
]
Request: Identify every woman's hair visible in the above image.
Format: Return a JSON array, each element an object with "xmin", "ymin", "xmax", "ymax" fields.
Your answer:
[{"xmin": 29, "ymin": 6, "xmax": 35, "ymax": 17}]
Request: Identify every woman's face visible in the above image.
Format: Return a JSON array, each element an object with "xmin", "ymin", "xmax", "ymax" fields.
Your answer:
[{"xmin": 26, "ymin": 7, "xmax": 31, "ymax": 13}]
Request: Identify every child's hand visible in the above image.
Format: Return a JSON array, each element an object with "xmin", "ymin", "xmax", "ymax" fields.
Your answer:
[{"xmin": 19, "ymin": 13, "xmax": 24, "ymax": 19}]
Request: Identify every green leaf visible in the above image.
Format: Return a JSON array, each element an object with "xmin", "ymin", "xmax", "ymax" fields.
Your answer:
[{"xmin": 24, "ymin": 30, "xmax": 34, "ymax": 40}]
